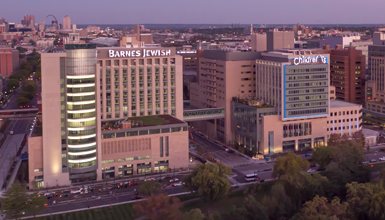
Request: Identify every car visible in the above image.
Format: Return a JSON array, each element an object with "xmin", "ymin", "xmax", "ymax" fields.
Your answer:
[
  {"xmin": 60, "ymin": 193, "xmax": 70, "ymax": 198},
  {"xmin": 307, "ymin": 169, "xmax": 315, "ymax": 173},
  {"xmin": 380, "ymin": 157, "xmax": 385, "ymax": 161},
  {"xmin": 44, "ymin": 192, "xmax": 54, "ymax": 197},
  {"xmin": 108, "ymin": 184, "xmax": 117, "ymax": 190},
  {"xmin": 172, "ymin": 182, "xmax": 184, "ymax": 187},
  {"xmin": 46, "ymin": 195, "xmax": 53, "ymax": 200},
  {"xmin": 363, "ymin": 161, "xmax": 369, "ymax": 165},
  {"xmin": 61, "ymin": 190, "xmax": 70, "ymax": 194},
  {"xmin": 165, "ymin": 175, "xmax": 173, "ymax": 179},
  {"xmin": 145, "ymin": 178, "xmax": 155, "ymax": 181},
  {"xmin": 170, "ymin": 178, "xmax": 179, "ymax": 183},
  {"xmin": 9, "ymin": 131, "xmax": 13, "ymax": 135},
  {"xmin": 132, "ymin": 196, "xmax": 143, "ymax": 200},
  {"xmin": 370, "ymin": 159, "xmax": 377, "ymax": 163},
  {"xmin": 70, "ymin": 188, "xmax": 82, "ymax": 194}
]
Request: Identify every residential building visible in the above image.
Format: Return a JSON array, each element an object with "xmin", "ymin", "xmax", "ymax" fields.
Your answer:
[{"xmin": 28, "ymin": 44, "xmax": 188, "ymax": 188}]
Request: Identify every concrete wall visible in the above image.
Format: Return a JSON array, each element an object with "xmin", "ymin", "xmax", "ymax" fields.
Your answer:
[
  {"xmin": 28, "ymin": 136, "xmax": 43, "ymax": 188},
  {"xmin": 41, "ymin": 52, "xmax": 69, "ymax": 187}
]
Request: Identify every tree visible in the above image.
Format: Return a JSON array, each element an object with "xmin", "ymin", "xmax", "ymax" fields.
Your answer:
[
  {"xmin": 20, "ymin": 61, "xmax": 32, "ymax": 73},
  {"xmin": 139, "ymin": 180, "xmax": 161, "ymax": 196},
  {"xmin": 16, "ymin": 47, "xmax": 28, "ymax": 53},
  {"xmin": 22, "ymin": 81, "xmax": 37, "ymax": 93},
  {"xmin": 17, "ymin": 96, "xmax": 30, "ymax": 107},
  {"xmin": 229, "ymin": 195, "xmax": 269, "ymax": 220},
  {"xmin": 19, "ymin": 91, "xmax": 34, "ymax": 100},
  {"xmin": 206, "ymin": 212, "xmax": 221, "ymax": 220},
  {"xmin": 311, "ymin": 145, "xmax": 333, "ymax": 170},
  {"xmin": 184, "ymin": 163, "xmax": 232, "ymax": 202},
  {"xmin": 133, "ymin": 194, "xmax": 183, "ymax": 220},
  {"xmin": 0, "ymin": 182, "xmax": 28, "ymax": 220},
  {"xmin": 18, "ymin": 69, "xmax": 29, "ymax": 79},
  {"xmin": 198, "ymin": 146, "xmax": 205, "ymax": 154},
  {"xmin": 26, "ymin": 191, "xmax": 47, "ymax": 219},
  {"xmin": 332, "ymin": 141, "xmax": 364, "ymax": 170},
  {"xmin": 261, "ymin": 183, "xmax": 293, "ymax": 219},
  {"xmin": 327, "ymin": 133, "xmax": 349, "ymax": 147},
  {"xmin": 272, "ymin": 152, "xmax": 310, "ymax": 179},
  {"xmin": 7, "ymin": 79, "xmax": 19, "ymax": 90},
  {"xmin": 351, "ymin": 131, "xmax": 366, "ymax": 148},
  {"xmin": 35, "ymin": 71, "xmax": 41, "ymax": 81},
  {"xmin": 29, "ymin": 40, "xmax": 36, "ymax": 46},
  {"xmin": 184, "ymin": 208, "xmax": 205, "ymax": 220},
  {"xmin": 298, "ymin": 195, "xmax": 349, "ymax": 220},
  {"xmin": 380, "ymin": 168, "xmax": 385, "ymax": 181}
]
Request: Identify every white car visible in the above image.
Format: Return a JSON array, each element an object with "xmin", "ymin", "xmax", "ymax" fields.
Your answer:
[
  {"xmin": 380, "ymin": 157, "xmax": 385, "ymax": 161},
  {"xmin": 170, "ymin": 178, "xmax": 179, "ymax": 183},
  {"xmin": 71, "ymin": 188, "xmax": 82, "ymax": 194},
  {"xmin": 307, "ymin": 169, "xmax": 315, "ymax": 173},
  {"xmin": 172, "ymin": 182, "xmax": 184, "ymax": 187}
]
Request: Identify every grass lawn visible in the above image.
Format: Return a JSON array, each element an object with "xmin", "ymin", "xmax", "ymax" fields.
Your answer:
[
  {"xmin": 364, "ymin": 162, "xmax": 385, "ymax": 172},
  {"xmin": 35, "ymin": 203, "xmax": 137, "ymax": 220}
]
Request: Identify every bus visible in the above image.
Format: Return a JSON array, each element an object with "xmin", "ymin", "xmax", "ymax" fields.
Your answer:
[{"xmin": 245, "ymin": 173, "xmax": 260, "ymax": 182}]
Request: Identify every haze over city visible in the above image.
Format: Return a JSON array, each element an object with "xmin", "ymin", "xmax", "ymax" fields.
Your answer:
[{"xmin": 3, "ymin": 0, "xmax": 385, "ymax": 24}]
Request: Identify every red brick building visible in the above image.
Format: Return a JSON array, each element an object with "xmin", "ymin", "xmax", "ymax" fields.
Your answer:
[{"xmin": 0, "ymin": 47, "xmax": 13, "ymax": 77}]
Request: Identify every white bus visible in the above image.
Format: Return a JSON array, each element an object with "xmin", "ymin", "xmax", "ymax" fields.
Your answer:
[{"xmin": 245, "ymin": 173, "xmax": 260, "ymax": 182}]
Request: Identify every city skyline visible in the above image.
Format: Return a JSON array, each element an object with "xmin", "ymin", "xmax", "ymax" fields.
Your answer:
[{"xmin": 2, "ymin": 0, "xmax": 385, "ymax": 25}]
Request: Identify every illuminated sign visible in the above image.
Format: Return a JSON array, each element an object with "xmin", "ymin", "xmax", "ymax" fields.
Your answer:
[
  {"xmin": 108, "ymin": 49, "xmax": 171, "ymax": 58},
  {"xmin": 293, "ymin": 55, "xmax": 327, "ymax": 65}
]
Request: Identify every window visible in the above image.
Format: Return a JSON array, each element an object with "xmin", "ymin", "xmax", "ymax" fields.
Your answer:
[
  {"xmin": 102, "ymin": 160, "xmax": 115, "ymax": 164},
  {"xmin": 160, "ymin": 137, "xmax": 164, "ymax": 157},
  {"xmin": 118, "ymin": 158, "xmax": 134, "ymax": 162},
  {"xmin": 165, "ymin": 136, "xmax": 169, "ymax": 157},
  {"xmin": 34, "ymin": 168, "xmax": 43, "ymax": 172}
]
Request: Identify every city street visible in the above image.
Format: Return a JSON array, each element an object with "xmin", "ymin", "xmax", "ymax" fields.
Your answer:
[
  {"xmin": 5, "ymin": 118, "xmax": 35, "ymax": 135},
  {"xmin": 4, "ymin": 82, "xmax": 40, "ymax": 110}
]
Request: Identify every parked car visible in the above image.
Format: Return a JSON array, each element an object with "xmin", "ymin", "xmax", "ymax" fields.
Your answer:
[
  {"xmin": 307, "ymin": 169, "xmax": 315, "ymax": 173},
  {"xmin": 172, "ymin": 182, "xmax": 184, "ymax": 187},
  {"xmin": 380, "ymin": 157, "xmax": 385, "ymax": 161},
  {"xmin": 170, "ymin": 178, "xmax": 179, "ymax": 183},
  {"xmin": 363, "ymin": 161, "xmax": 369, "ymax": 165},
  {"xmin": 70, "ymin": 188, "xmax": 82, "ymax": 194},
  {"xmin": 370, "ymin": 159, "xmax": 377, "ymax": 163},
  {"xmin": 60, "ymin": 193, "xmax": 70, "ymax": 198}
]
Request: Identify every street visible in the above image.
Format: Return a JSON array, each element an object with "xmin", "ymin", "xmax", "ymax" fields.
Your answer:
[
  {"xmin": 3, "ymin": 82, "xmax": 40, "ymax": 110},
  {"xmin": 5, "ymin": 118, "xmax": 35, "ymax": 135}
]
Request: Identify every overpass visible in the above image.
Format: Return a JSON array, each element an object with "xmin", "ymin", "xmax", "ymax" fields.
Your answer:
[
  {"xmin": 0, "ymin": 107, "xmax": 225, "ymax": 121},
  {"xmin": 183, "ymin": 107, "xmax": 225, "ymax": 121}
]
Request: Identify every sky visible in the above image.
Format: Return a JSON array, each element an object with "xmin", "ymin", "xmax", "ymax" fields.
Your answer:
[{"xmin": 1, "ymin": 0, "xmax": 385, "ymax": 25}]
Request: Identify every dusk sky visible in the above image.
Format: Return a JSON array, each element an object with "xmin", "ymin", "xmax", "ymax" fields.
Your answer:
[{"xmin": 2, "ymin": 0, "xmax": 385, "ymax": 25}]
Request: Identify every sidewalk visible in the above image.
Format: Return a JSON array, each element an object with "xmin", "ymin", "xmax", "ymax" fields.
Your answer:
[{"xmin": 6, "ymin": 157, "xmax": 21, "ymax": 189}]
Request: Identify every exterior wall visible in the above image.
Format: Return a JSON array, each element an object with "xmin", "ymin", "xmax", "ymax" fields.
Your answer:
[
  {"xmin": 0, "ymin": 52, "xmax": 13, "ymax": 77},
  {"xmin": 251, "ymin": 34, "xmax": 267, "ymax": 52},
  {"xmin": 177, "ymin": 51, "xmax": 197, "ymax": 72},
  {"xmin": 101, "ymin": 130, "xmax": 189, "ymax": 177},
  {"xmin": 266, "ymin": 31, "xmax": 294, "ymax": 51},
  {"xmin": 97, "ymin": 47, "xmax": 183, "ymax": 121},
  {"xmin": 28, "ymin": 136, "xmax": 43, "ymax": 188},
  {"xmin": 261, "ymin": 104, "xmax": 362, "ymax": 155},
  {"xmin": 12, "ymin": 50, "xmax": 19, "ymax": 71},
  {"xmin": 41, "ymin": 52, "xmax": 69, "ymax": 187}
]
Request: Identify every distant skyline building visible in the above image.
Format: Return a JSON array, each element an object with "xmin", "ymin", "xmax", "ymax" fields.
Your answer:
[
  {"xmin": 63, "ymin": 15, "xmax": 71, "ymax": 30},
  {"xmin": 266, "ymin": 30, "xmax": 294, "ymax": 51}
]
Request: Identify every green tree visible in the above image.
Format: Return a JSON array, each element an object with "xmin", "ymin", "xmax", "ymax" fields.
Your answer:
[
  {"xmin": 29, "ymin": 40, "xmax": 36, "ymax": 46},
  {"xmin": 7, "ymin": 79, "xmax": 19, "ymax": 90},
  {"xmin": 311, "ymin": 145, "xmax": 333, "ymax": 170},
  {"xmin": 238, "ymin": 146, "xmax": 245, "ymax": 154},
  {"xmin": 0, "ymin": 182, "xmax": 28, "ymax": 220},
  {"xmin": 184, "ymin": 163, "xmax": 232, "ymax": 202},
  {"xmin": 261, "ymin": 183, "xmax": 293, "ymax": 219},
  {"xmin": 19, "ymin": 91, "xmax": 34, "ymax": 100},
  {"xmin": 184, "ymin": 208, "xmax": 205, "ymax": 220},
  {"xmin": 18, "ymin": 69, "xmax": 29, "ymax": 79},
  {"xmin": 332, "ymin": 141, "xmax": 364, "ymax": 170},
  {"xmin": 272, "ymin": 152, "xmax": 310, "ymax": 179},
  {"xmin": 26, "ymin": 191, "xmax": 47, "ymax": 219},
  {"xmin": 298, "ymin": 195, "xmax": 349, "ymax": 220},
  {"xmin": 17, "ymin": 96, "xmax": 30, "ymax": 107},
  {"xmin": 139, "ymin": 180, "xmax": 162, "ymax": 196},
  {"xmin": 16, "ymin": 47, "xmax": 28, "ymax": 53},
  {"xmin": 35, "ymin": 71, "xmax": 41, "ymax": 81},
  {"xmin": 20, "ymin": 61, "xmax": 32, "ymax": 73},
  {"xmin": 327, "ymin": 133, "xmax": 349, "ymax": 147},
  {"xmin": 22, "ymin": 81, "xmax": 37, "ymax": 93},
  {"xmin": 351, "ymin": 131, "xmax": 366, "ymax": 148},
  {"xmin": 133, "ymin": 194, "xmax": 183, "ymax": 220},
  {"xmin": 229, "ymin": 195, "xmax": 269, "ymax": 220},
  {"xmin": 205, "ymin": 212, "xmax": 221, "ymax": 220}
]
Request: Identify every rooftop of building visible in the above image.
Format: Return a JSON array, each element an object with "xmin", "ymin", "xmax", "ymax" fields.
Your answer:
[
  {"xmin": 361, "ymin": 128, "xmax": 380, "ymax": 137},
  {"xmin": 101, "ymin": 114, "xmax": 186, "ymax": 131},
  {"xmin": 330, "ymin": 99, "xmax": 361, "ymax": 108},
  {"xmin": 232, "ymin": 97, "xmax": 274, "ymax": 108}
]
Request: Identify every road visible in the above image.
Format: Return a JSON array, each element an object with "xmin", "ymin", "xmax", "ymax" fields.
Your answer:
[
  {"xmin": 5, "ymin": 118, "xmax": 35, "ymax": 135},
  {"xmin": 4, "ymin": 82, "xmax": 40, "ymax": 110}
]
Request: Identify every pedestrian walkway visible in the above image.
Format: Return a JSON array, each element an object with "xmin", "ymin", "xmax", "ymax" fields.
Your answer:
[{"xmin": 6, "ymin": 157, "xmax": 21, "ymax": 189}]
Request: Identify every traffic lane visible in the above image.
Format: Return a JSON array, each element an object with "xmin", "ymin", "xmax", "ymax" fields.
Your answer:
[
  {"xmin": 364, "ymin": 152, "xmax": 385, "ymax": 162},
  {"xmin": 32, "ymin": 187, "xmax": 187, "ymax": 216},
  {"xmin": 192, "ymin": 134, "xmax": 224, "ymax": 152},
  {"xmin": 4, "ymin": 118, "xmax": 35, "ymax": 134},
  {"xmin": 213, "ymin": 150, "xmax": 250, "ymax": 167}
]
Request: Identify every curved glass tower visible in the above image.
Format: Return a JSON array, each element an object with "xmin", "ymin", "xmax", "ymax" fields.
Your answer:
[{"xmin": 65, "ymin": 44, "xmax": 98, "ymax": 177}]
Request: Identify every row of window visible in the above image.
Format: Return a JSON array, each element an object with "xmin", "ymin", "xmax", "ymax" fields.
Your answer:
[
  {"xmin": 283, "ymin": 122, "xmax": 312, "ymax": 137},
  {"xmin": 327, "ymin": 118, "xmax": 359, "ymax": 124},
  {"xmin": 287, "ymin": 82, "xmax": 327, "ymax": 87},
  {"xmin": 288, "ymin": 95, "xmax": 327, "ymax": 101},
  {"xmin": 287, "ymin": 108, "xmax": 327, "ymax": 116},
  {"xmin": 330, "ymin": 110, "xmax": 359, "ymax": 116},
  {"xmin": 327, "ymin": 125, "xmax": 359, "ymax": 131},
  {"xmin": 288, "ymin": 75, "xmax": 327, "ymax": 80},
  {"xmin": 288, "ymin": 101, "xmax": 327, "ymax": 108},
  {"xmin": 287, "ymin": 68, "xmax": 327, "ymax": 73},
  {"xmin": 288, "ymin": 88, "xmax": 326, "ymax": 95},
  {"xmin": 101, "ymin": 127, "xmax": 187, "ymax": 139},
  {"xmin": 101, "ymin": 58, "xmax": 175, "ymax": 67},
  {"xmin": 102, "ymin": 156, "xmax": 152, "ymax": 164}
]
